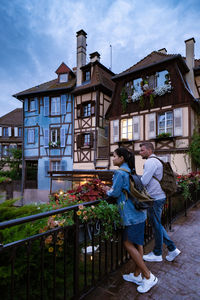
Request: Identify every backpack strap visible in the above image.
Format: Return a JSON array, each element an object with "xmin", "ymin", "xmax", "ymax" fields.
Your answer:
[{"xmin": 148, "ymin": 156, "xmax": 163, "ymax": 183}]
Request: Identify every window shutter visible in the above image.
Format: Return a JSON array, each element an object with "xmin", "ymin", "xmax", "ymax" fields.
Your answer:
[
  {"xmin": 90, "ymin": 132, "xmax": 94, "ymax": 148},
  {"xmin": 77, "ymin": 104, "xmax": 82, "ymax": 118},
  {"xmin": 148, "ymin": 113, "xmax": 156, "ymax": 139},
  {"xmin": 148, "ymin": 75, "xmax": 155, "ymax": 89},
  {"xmin": 61, "ymin": 95, "xmax": 67, "ymax": 115},
  {"xmin": 61, "ymin": 160, "xmax": 67, "ymax": 171},
  {"xmin": 174, "ymin": 108, "xmax": 183, "ymax": 136},
  {"xmin": 0, "ymin": 127, "xmax": 2, "ymax": 137},
  {"xmin": 8, "ymin": 127, "xmax": 12, "ymax": 137},
  {"xmin": 60, "ymin": 128, "xmax": 66, "ymax": 147},
  {"xmin": 44, "ymin": 129, "xmax": 49, "ymax": 147},
  {"xmin": 24, "ymin": 99, "xmax": 28, "ymax": 112},
  {"xmin": 44, "ymin": 97, "xmax": 49, "ymax": 116},
  {"xmin": 14, "ymin": 127, "xmax": 18, "ymax": 137},
  {"xmin": 77, "ymin": 134, "xmax": 82, "ymax": 148},
  {"xmin": 91, "ymin": 102, "xmax": 95, "ymax": 115},
  {"xmin": 113, "ymin": 120, "xmax": 119, "ymax": 142},
  {"xmin": 34, "ymin": 97, "xmax": 38, "ymax": 112},
  {"xmin": 133, "ymin": 116, "xmax": 140, "ymax": 140},
  {"xmin": 44, "ymin": 161, "xmax": 49, "ymax": 176}
]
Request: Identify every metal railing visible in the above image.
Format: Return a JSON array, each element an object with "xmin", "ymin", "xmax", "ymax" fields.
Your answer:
[{"xmin": 0, "ymin": 189, "xmax": 199, "ymax": 300}]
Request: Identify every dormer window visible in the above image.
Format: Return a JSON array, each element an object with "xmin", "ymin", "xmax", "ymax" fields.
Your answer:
[
  {"xmin": 59, "ymin": 73, "xmax": 68, "ymax": 83},
  {"xmin": 83, "ymin": 69, "xmax": 91, "ymax": 83}
]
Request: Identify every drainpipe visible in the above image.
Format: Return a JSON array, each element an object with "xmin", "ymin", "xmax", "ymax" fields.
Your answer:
[{"xmin": 21, "ymin": 99, "xmax": 25, "ymax": 205}]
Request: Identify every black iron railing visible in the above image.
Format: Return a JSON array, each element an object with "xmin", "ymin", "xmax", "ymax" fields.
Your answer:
[{"xmin": 0, "ymin": 189, "xmax": 199, "ymax": 300}]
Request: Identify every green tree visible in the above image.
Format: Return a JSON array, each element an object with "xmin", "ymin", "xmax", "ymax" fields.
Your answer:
[
  {"xmin": 6, "ymin": 148, "xmax": 22, "ymax": 179},
  {"xmin": 188, "ymin": 131, "xmax": 200, "ymax": 168}
]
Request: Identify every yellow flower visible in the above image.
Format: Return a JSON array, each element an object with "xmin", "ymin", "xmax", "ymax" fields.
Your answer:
[
  {"xmin": 77, "ymin": 210, "xmax": 82, "ymax": 216},
  {"xmin": 48, "ymin": 247, "xmax": 54, "ymax": 253},
  {"xmin": 57, "ymin": 240, "xmax": 64, "ymax": 246}
]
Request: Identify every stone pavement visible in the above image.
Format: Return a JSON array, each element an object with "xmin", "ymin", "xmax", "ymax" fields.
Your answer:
[{"xmin": 86, "ymin": 202, "xmax": 200, "ymax": 300}]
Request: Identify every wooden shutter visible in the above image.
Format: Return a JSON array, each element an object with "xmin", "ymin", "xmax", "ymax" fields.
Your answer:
[
  {"xmin": 8, "ymin": 127, "xmax": 12, "ymax": 137},
  {"xmin": 14, "ymin": 127, "xmax": 18, "ymax": 137},
  {"xmin": 77, "ymin": 134, "xmax": 82, "ymax": 148},
  {"xmin": 0, "ymin": 127, "xmax": 2, "ymax": 137},
  {"xmin": 61, "ymin": 160, "xmax": 67, "ymax": 171},
  {"xmin": 90, "ymin": 132, "xmax": 94, "ymax": 148},
  {"xmin": 174, "ymin": 108, "xmax": 183, "ymax": 136},
  {"xmin": 44, "ymin": 161, "xmax": 49, "ymax": 176},
  {"xmin": 60, "ymin": 128, "xmax": 66, "ymax": 147},
  {"xmin": 44, "ymin": 97, "xmax": 49, "ymax": 116},
  {"xmin": 77, "ymin": 104, "xmax": 82, "ymax": 118},
  {"xmin": 34, "ymin": 97, "xmax": 38, "ymax": 112},
  {"xmin": 148, "ymin": 113, "xmax": 156, "ymax": 139},
  {"xmin": 133, "ymin": 116, "xmax": 140, "ymax": 140},
  {"xmin": 24, "ymin": 99, "xmax": 28, "ymax": 112},
  {"xmin": 61, "ymin": 95, "xmax": 67, "ymax": 115},
  {"xmin": 44, "ymin": 129, "xmax": 49, "ymax": 147},
  {"xmin": 113, "ymin": 120, "xmax": 119, "ymax": 142}
]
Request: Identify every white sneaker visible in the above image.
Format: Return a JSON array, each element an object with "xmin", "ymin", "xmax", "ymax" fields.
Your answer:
[
  {"xmin": 143, "ymin": 252, "xmax": 163, "ymax": 262},
  {"xmin": 123, "ymin": 273, "xmax": 143, "ymax": 285},
  {"xmin": 166, "ymin": 248, "xmax": 181, "ymax": 261},
  {"xmin": 137, "ymin": 273, "xmax": 158, "ymax": 293}
]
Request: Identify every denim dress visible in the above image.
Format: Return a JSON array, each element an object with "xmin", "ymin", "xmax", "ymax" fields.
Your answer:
[{"xmin": 107, "ymin": 163, "xmax": 147, "ymax": 245}]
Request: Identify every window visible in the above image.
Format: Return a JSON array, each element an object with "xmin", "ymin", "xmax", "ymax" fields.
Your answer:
[
  {"xmin": 3, "ymin": 127, "xmax": 8, "ymax": 137},
  {"xmin": 59, "ymin": 73, "xmax": 68, "ymax": 83},
  {"xmin": 51, "ymin": 97, "xmax": 60, "ymax": 115},
  {"xmin": 83, "ymin": 103, "xmax": 91, "ymax": 117},
  {"xmin": 157, "ymin": 70, "xmax": 169, "ymax": 87},
  {"xmin": 30, "ymin": 99, "xmax": 36, "ymax": 111},
  {"xmin": 121, "ymin": 119, "xmax": 133, "ymax": 140},
  {"xmin": 77, "ymin": 132, "xmax": 93, "ymax": 148},
  {"xmin": 83, "ymin": 69, "xmax": 91, "ymax": 82},
  {"xmin": 27, "ymin": 129, "xmax": 35, "ymax": 144},
  {"xmin": 2, "ymin": 145, "xmax": 9, "ymax": 156},
  {"xmin": 158, "ymin": 111, "xmax": 173, "ymax": 135},
  {"xmin": 83, "ymin": 133, "xmax": 90, "ymax": 146},
  {"xmin": 50, "ymin": 128, "xmax": 60, "ymax": 143},
  {"xmin": 51, "ymin": 161, "xmax": 61, "ymax": 171},
  {"xmin": 133, "ymin": 78, "xmax": 142, "ymax": 93},
  {"xmin": 18, "ymin": 128, "xmax": 22, "ymax": 137}
]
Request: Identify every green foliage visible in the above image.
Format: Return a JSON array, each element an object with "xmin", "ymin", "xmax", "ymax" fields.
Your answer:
[
  {"xmin": 188, "ymin": 131, "xmax": 200, "ymax": 167},
  {"xmin": 150, "ymin": 93, "xmax": 154, "ymax": 107},
  {"xmin": 0, "ymin": 176, "xmax": 11, "ymax": 183},
  {"xmin": 139, "ymin": 95, "xmax": 144, "ymax": 108},
  {"xmin": 120, "ymin": 87, "xmax": 128, "ymax": 113},
  {"xmin": 157, "ymin": 132, "xmax": 171, "ymax": 139},
  {"xmin": 6, "ymin": 148, "xmax": 22, "ymax": 179}
]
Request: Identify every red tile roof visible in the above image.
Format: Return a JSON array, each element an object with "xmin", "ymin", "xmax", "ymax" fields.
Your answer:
[
  {"xmin": 55, "ymin": 62, "xmax": 72, "ymax": 74},
  {"xmin": 0, "ymin": 108, "xmax": 22, "ymax": 125}
]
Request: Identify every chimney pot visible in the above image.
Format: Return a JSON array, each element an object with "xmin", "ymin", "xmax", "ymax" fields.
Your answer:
[
  {"xmin": 158, "ymin": 48, "xmax": 167, "ymax": 54},
  {"xmin": 90, "ymin": 51, "xmax": 100, "ymax": 63}
]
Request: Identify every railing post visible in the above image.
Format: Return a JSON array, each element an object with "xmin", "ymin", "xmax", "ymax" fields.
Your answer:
[
  {"xmin": 168, "ymin": 196, "xmax": 172, "ymax": 231},
  {"xmin": 73, "ymin": 210, "xmax": 80, "ymax": 299}
]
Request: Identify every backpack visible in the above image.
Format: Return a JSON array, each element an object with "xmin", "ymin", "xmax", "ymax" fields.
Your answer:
[
  {"xmin": 119, "ymin": 168, "xmax": 154, "ymax": 210},
  {"xmin": 150, "ymin": 157, "xmax": 177, "ymax": 197}
]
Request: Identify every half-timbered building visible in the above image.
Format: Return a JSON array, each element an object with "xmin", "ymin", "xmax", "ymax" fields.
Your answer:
[
  {"xmin": 73, "ymin": 30, "xmax": 115, "ymax": 170},
  {"xmin": 107, "ymin": 38, "xmax": 200, "ymax": 174},
  {"xmin": 14, "ymin": 64, "xmax": 75, "ymax": 200}
]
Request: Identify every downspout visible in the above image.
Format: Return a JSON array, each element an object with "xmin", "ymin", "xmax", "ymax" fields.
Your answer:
[
  {"xmin": 21, "ymin": 100, "xmax": 25, "ymax": 205},
  {"xmin": 94, "ymin": 89, "xmax": 99, "ymax": 168}
]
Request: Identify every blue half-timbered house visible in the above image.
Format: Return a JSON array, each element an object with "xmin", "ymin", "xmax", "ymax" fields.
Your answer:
[{"xmin": 14, "ymin": 63, "xmax": 76, "ymax": 200}]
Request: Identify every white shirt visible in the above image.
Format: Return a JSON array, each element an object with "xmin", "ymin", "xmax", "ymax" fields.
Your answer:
[{"xmin": 141, "ymin": 154, "xmax": 166, "ymax": 200}]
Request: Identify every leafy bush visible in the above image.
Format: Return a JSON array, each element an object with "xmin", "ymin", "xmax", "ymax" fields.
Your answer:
[{"xmin": 188, "ymin": 131, "xmax": 200, "ymax": 168}]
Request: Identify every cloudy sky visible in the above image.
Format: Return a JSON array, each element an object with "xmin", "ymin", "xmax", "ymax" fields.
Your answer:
[{"xmin": 0, "ymin": 0, "xmax": 200, "ymax": 116}]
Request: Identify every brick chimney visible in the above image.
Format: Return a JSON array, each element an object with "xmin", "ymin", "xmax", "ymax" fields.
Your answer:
[
  {"xmin": 185, "ymin": 37, "xmax": 198, "ymax": 97},
  {"xmin": 76, "ymin": 29, "xmax": 87, "ymax": 86},
  {"xmin": 90, "ymin": 51, "xmax": 100, "ymax": 63}
]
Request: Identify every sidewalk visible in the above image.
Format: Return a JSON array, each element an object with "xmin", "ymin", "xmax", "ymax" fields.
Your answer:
[{"xmin": 86, "ymin": 202, "xmax": 200, "ymax": 300}]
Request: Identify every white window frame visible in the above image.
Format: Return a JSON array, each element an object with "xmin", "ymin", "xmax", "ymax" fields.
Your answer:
[
  {"xmin": 51, "ymin": 160, "xmax": 61, "ymax": 171},
  {"xmin": 51, "ymin": 97, "xmax": 60, "ymax": 115},
  {"xmin": 59, "ymin": 73, "xmax": 68, "ymax": 83},
  {"xmin": 51, "ymin": 128, "xmax": 59, "ymax": 143},
  {"xmin": 121, "ymin": 118, "xmax": 133, "ymax": 140},
  {"xmin": 83, "ymin": 133, "xmax": 90, "ymax": 146},
  {"xmin": 158, "ymin": 111, "xmax": 173, "ymax": 135},
  {"xmin": 83, "ymin": 103, "xmax": 91, "ymax": 117}
]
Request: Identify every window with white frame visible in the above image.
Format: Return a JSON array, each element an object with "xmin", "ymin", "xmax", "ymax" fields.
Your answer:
[
  {"xmin": 51, "ymin": 97, "xmax": 60, "ymax": 115},
  {"xmin": 50, "ymin": 128, "xmax": 60, "ymax": 143},
  {"xmin": 51, "ymin": 160, "xmax": 61, "ymax": 171},
  {"xmin": 83, "ymin": 102, "xmax": 91, "ymax": 117},
  {"xmin": 133, "ymin": 78, "xmax": 143, "ymax": 93},
  {"xmin": 3, "ymin": 127, "xmax": 8, "ymax": 137},
  {"xmin": 59, "ymin": 73, "xmax": 68, "ymax": 83},
  {"xmin": 27, "ymin": 129, "xmax": 35, "ymax": 144},
  {"xmin": 121, "ymin": 119, "xmax": 133, "ymax": 140},
  {"xmin": 83, "ymin": 133, "xmax": 90, "ymax": 146},
  {"xmin": 158, "ymin": 111, "xmax": 173, "ymax": 135}
]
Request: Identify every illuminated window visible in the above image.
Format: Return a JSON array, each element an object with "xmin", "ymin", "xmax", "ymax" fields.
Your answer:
[{"xmin": 121, "ymin": 119, "xmax": 133, "ymax": 140}]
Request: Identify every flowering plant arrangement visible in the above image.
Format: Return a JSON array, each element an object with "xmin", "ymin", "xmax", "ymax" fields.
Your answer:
[
  {"xmin": 49, "ymin": 140, "xmax": 60, "ymax": 148},
  {"xmin": 176, "ymin": 172, "xmax": 200, "ymax": 200}
]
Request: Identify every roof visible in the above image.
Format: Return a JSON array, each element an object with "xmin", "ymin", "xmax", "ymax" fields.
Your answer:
[
  {"xmin": 73, "ymin": 61, "xmax": 115, "ymax": 94},
  {"xmin": 55, "ymin": 62, "xmax": 72, "ymax": 74},
  {"xmin": 113, "ymin": 51, "xmax": 189, "ymax": 80},
  {"xmin": 0, "ymin": 108, "xmax": 22, "ymax": 125},
  {"xmin": 13, "ymin": 77, "xmax": 76, "ymax": 99}
]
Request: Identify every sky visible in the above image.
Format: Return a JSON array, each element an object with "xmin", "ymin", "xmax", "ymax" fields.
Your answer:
[{"xmin": 0, "ymin": 0, "xmax": 200, "ymax": 117}]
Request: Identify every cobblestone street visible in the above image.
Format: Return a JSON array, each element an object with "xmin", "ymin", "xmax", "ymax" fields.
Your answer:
[{"xmin": 86, "ymin": 202, "xmax": 200, "ymax": 300}]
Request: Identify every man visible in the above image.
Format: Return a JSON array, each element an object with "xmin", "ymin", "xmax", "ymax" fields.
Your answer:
[{"xmin": 139, "ymin": 142, "xmax": 180, "ymax": 262}]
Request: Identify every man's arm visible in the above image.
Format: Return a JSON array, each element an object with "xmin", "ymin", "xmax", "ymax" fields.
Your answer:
[{"xmin": 141, "ymin": 159, "xmax": 157, "ymax": 186}]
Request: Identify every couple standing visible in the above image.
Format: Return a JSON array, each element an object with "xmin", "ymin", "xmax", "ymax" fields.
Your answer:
[{"xmin": 104, "ymin": 142, "xmax": 180, "ymax": 293}]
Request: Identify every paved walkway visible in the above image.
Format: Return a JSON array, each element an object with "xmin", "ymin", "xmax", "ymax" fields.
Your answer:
[{"xmin": 86, "ymin": 202, "xmax": 200, "ymax": 300}]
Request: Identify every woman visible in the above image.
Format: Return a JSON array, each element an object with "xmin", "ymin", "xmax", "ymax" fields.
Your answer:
[{"xmin": 104, "ymin": 147, "xmax": 158, "ymax": 293}]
